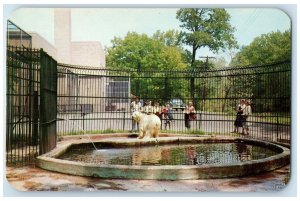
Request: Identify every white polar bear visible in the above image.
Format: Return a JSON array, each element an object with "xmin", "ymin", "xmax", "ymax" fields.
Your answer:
[{"xmin": 131, "ymin": 111, "xmax": 161, "ymax": 139}]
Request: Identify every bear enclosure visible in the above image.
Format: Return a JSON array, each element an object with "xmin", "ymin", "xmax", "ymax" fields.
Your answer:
[{"xmin": 6, "ymin": 45, "xmax": 291, "ymax": 165}]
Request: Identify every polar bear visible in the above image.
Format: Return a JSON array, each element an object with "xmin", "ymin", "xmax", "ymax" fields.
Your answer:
[{"xmin": 131, "ymin": 111, "xmax": 161, "ymax": 139}]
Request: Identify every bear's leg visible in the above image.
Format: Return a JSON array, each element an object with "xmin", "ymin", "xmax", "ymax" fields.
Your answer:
[
  {"xmin": 141, "ymin": 130, "xmax": 148, "ymax": 138},
  {"xmin": 138, "ymin": 129, "xmax": 144, "ymax": 139},
  {"xmin": 152, "ymin": 126, "xmax": 159, "ymax": 138}
]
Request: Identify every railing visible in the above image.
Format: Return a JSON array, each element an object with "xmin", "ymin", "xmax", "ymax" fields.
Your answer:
[{"xmin": 57, "ymin": 61, "xmax": 291, "ymax": 144}]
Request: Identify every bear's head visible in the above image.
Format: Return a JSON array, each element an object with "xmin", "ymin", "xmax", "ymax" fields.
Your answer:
[{"xmin": 132, "ymin": 111, "xmax": 142, "ymax": 122}]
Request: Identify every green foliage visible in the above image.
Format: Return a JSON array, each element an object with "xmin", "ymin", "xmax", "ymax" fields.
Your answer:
[
  {"xmin": 230, "ymin": 30, "xmax": 291, "ymax": 66},
  {"xmin": 106, "ymin": 31, "xmax": 188, "ymax": 71},
  {"xmin": 228, "ymin": 30, "xmax": 291, "ymax": 113},
  {"xmin": 105, "ymin": 16, "xmax": 290, "ymax": 115},
  {"xmin": 176, "ymin": 8, "xmax": 238, "ymax": 67},
  {"xmin": 106, "ymin": 31, "xmax": 190, "ymax": 100},
  {"xmin": 152, "ymin": 30, "xmax": 183, "ymax": 47}
]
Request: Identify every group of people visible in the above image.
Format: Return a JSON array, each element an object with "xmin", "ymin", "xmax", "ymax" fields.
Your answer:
[
  {"xmin": 131, "ymin": 96, "xmax": 252, "ymax": 134},
  {"xmin": 130, "ymin": 97, "xmax": 174, "ymax": 132},
  {"xmin": 232, "ymin": 99, "xmax": 252, "ymax": 135}
]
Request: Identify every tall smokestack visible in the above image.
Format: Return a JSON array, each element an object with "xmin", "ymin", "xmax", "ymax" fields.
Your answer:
[{"xmin": 54, "ymin": 8, "xmax": 71, "ymax": 64}]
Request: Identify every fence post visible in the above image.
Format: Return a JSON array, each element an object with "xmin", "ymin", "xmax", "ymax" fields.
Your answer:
[
  {"xmin": 137, "ymin": 63, "xmax": 141, "ymax": 97},
  {"xmin": 123, "ymin": 111, "xmax": 126, "ymax": 131},
  {"xmin": 82, "ymin": 113, "xmax": 85, "ymax": 131},
  {"xmin": 190, "ymin": 77, "xmax": 195, "ymax": 106},
  {"xmin": 39, "ymin": 49, "xmax": 57, "ymax": 155},
  {"xmin": 32, "ymin": 91, "xmax": 39, "ymax": 145},
  {"xmin": 198, "ymin": 112, "xmax": 202, "ymax": 130},
  {"xmin": 276, "ymin": 113, "xmax": 279, "ymax": 141}
]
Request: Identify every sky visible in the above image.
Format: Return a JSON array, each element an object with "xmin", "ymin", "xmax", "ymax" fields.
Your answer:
[{"xmin": 8, "ymin": 7, "xmax": 291, "ymax": 62}]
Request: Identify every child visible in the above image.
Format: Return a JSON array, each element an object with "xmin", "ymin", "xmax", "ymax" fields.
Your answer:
[{"xmin": 163, "ymin": 103, "xmax": 174, "ymax": 130}]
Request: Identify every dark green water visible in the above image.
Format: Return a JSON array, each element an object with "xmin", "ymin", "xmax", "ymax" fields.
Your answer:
[{"xmin": 58, "ymin": 142, "xmax": 280, "ymax": 166}]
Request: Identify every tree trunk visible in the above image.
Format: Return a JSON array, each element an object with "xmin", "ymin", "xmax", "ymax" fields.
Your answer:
[
  {"xmin": 191, "ymin": 45, "xmax": 197, "ymax": 67},
  {"xmin": 222, "ymin": 86, "xmax": 231, "ymax": 112}
]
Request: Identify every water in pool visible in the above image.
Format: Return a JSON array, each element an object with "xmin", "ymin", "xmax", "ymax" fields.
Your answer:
[{"xmin": 58, "ymin": 142, "xmax": 280, "ymax": 166}]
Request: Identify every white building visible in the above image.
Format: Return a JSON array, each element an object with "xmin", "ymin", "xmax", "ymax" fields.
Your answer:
[{"xmin": 26, "ymin": 8, "xmax": 105, "ymax": 67}]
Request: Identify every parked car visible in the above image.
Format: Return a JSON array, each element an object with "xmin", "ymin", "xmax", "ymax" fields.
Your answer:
[{"xmin": 170, "ymin": 98, "xmax": 186, "ymax": 111}]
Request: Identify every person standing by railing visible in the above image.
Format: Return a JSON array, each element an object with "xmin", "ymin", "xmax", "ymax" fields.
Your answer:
[
  {"xmin": 242, "ymin": 100, "xmax": 252, "ymax": 135},
  {"xmin": 130, "ymin": 96, "xmax": 142, "ymax": 132},
  {"xmin": 153, "ymin": 101, "xmax": 162, "ymax": 117},
  {"xmin": 232, "ymin": 99, "xmax": 246, "ymax": 133},
  {"xmin": 142, "ymin": 100, "xmax": 153, "ymax": 114},
  {"xmin": 184, "ymin": 101, "xmax": 196, "ymax": 129},
  {"xmin": 153, "ymin": 101, "xmax": 162, "ymax": 128},
  {"xmin": 162, "ymin": 103, "xmax": 174, "ymax": 130}
]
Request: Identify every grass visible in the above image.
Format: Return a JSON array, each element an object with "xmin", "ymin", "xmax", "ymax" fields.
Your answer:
[
  {"xmin": 227, "ymin": 112, "xmax": 290, "ymax": 125},
  {"xmin": 160, "ymin": 129, "xmax": 207, "ymax": 135},
  {"xmin": 58, "ymin": 128, "xmax": 127, "ymax": 136},
  {"xmin": 59, "ymin": 129, "xmax": 245, "ymax": 137},
  {"xmin": 251, "ymin": 113, "xmax": 290, "ymax": 125},
  {"xmin": 59, "ymin": 128, "xmax": 208, "ymax": 136}
]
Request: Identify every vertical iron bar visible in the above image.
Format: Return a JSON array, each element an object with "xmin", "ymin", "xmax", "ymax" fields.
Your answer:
[{"xmin": 32, "ymin": 91, "xmax": 39, "ymax": 145}]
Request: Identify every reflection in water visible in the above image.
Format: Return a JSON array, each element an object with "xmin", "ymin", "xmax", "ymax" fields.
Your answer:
[
  {"xmin": 132, "ymin": 146, "xmax": 162, "ymax": 165},
  {"xmin": 58, "ymin": 143, "xmax": 280, "ymax": 166},
  {"xmin": 186, "ymin": 146, "xmax": 197, "ymax": 165},
  {"xmin": 236, "ymin": 143, "xmax": 251, "ymax": 161}
]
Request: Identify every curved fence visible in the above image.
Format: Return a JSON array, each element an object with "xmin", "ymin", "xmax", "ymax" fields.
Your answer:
[{"xmin": 57, "ymin": 61, "xmax": 290, "ymax": 144}]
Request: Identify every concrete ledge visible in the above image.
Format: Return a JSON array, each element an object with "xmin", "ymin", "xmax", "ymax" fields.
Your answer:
[{"xmin": 36, "ymin": 136, "xmax": 290, "ymax": 180}]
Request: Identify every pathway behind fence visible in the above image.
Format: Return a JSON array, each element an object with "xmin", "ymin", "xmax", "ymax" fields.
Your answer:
[{"xmin": 57, "ymin": 62, "xmax": 290, "ymax": 144}]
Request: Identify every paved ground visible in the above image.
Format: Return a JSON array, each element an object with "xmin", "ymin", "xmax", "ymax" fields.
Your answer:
[
  {"xmin": 57, "ymin": 112, "xmax": 290, "ymax": 143},
  {"xmin": 6, "ymin": 165, "xmax": 290, "ymax": 192}
]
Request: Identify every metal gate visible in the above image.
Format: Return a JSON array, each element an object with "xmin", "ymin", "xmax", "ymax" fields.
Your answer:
[
  {"xmin": 6, "ymin": 46, "xmax": 57, "ymax": 165},
  {"xmin": 39, "ymin": 50, "xmax": 57, "ymax": 154}
]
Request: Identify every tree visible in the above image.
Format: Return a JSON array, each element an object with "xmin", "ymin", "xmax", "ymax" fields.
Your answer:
[
  {"xmin": 106, "ymin": 32, "xmax": 161, "ymax": 70},
  {"xmin": 106, "ymin": 31, "xmax": 187, "ymax": 71},
  {"xmin": 229, "ymin": 30, "xmax": 291, "ymax": 113},
  {"xmin": 106, "ymin": 31, "xmax": 188, "ymax": 100},
  {"xmin": 176, "ymin": 8, "xmax": 237, "ymax": 68},
  {"xmin": 152, "ymin": 29, "xmax": 182, "ymax": 47},
  {"xmin": 230, "ymin": 30, "xmax": 291, "ymax": 66}
]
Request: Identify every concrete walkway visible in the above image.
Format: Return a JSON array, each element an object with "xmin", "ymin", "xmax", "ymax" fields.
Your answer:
[{"xmin": 6, "ymin": 165, "xmax": 290, "ymax": 192}]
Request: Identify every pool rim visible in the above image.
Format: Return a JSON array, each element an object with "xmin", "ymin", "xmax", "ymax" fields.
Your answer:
[{"xmin": 36, "ymin": 136, "xmax": 290, "ymax": 180}]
